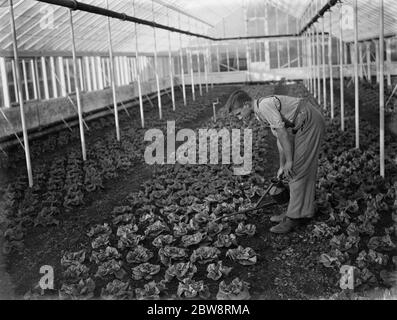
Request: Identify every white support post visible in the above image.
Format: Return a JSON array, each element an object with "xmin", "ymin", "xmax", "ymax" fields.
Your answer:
[
  {"xmin": 11, "ymin": 59, "xmax": 18, "ymax": 102},
  {"xmin": 152, "ymin": 0, "xmax": 162, "ymax": 119},
  {"xmin": 78, "ymin": 58, "xmax": 84, "ymax": 91},
  {"xmin": 386, "ymin": 38, "xmax": 392, "ymax": 88},
  {"xmin": 339, "ymin": 3, "xmax": 345, "ymax": 131},
  {"xmin": 275, "ymin": 7, "xmax": 280, "ymax": 69},
  {"xmin": 379, "ymin": 0, "xmax": 385, "ymax": 177},
  {"xmin": 353, "ymin": 0, "xmax": 359, "ymax": 149},
  {"xmin": 132, "ymin": 0, "xmax": 145, "ymax": 128},
  {"xmin": 244, "ymin": 0, "xmax": 250, "ymax": 82},
  {"xmin": 196, "ymin": 29, "xmax": 202, "ymax": 96},
  {"xmin": 41, "ymin": 57, "xmax": 50, "ymax": 99},
  {"xmin": 0, "ymin": 57, "xmax": 11, "ymax": 108},
  {"xmin": 9, "ymin": 0, "xmax": 33, "ymax": 187},
  {"xmin": 30, "ymin": 59, "xmax": 38, "ymax": 99},
  {"xmin": 178, "ymin": 13, "xmax": 186, "ymax": 106},
  {"xmin": 66, "ymin": 58, "xmax": 71, "ymax": 93},
  {"xmin": 216, "ymin": 45, "xmax": 220, "ymax": 73},
  {"xmin": 106, "ymin": 0, "xmax": 120, "ymax": 141},
  {"xmin": 84, "ymin": 57, "xmax": 92, "ymax": 91},
  {"xmin": 287, "ymin": 15, "xmax": 290, "ymax": 68},
  {"xmin": 375, "ymin": 41, "xmax": 380, "ymax": 84},
  {"xmin": 322, "ymin": 18, "xmax": 327, "ymax": 110},
  {"xmin": 57, "ymin": 57, "xmax": 66, "ymax": 96},
  {"xmin": 366, "ymin": 42, "xmax": 372, "ymax": 83},
  {"xmin": 167, "ymin": 9, "xmax": 175, "ymax": 111},
  {"xmin": 22, "ymin": 59, "xmax": 29, "ymax": 100},
  {"xmin": 236, "ymin": 46, "xmax": 240, "ymax": 71},
  {"xmin": 69, "ymin": 9, "xmax": 86, "ymax": 161},
  {"xmin": 189, "ymin": 47, "xmax": 195, "ymax": 101},
  {"xmin": 264, "ymin": 0, "xmax": 270, "ymax": 71},
  {"xmin": 329, "ymin": 11, "xmax": 334, "ymax": 119},
  {"xmin": 90, "ymin": 56, "xmax": 98, "ymax": 90},
  {"xmin": 359, "ymin": 43, "xmax": 364, "ymax": 79},
  {"xmin": 317, "ymin": 25, "xmax": 322, "ymax": 104},
  {"xmin": 97, "ymin": 56, "xmax": 104, "ymax": 89}
]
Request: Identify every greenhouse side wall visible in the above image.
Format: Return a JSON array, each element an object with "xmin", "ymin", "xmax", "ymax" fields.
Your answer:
[{"xmin": 0, "ymin": 78, "xmax": 170, "ymax": 141}]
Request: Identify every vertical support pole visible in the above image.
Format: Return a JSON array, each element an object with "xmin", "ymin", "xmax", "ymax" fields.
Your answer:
[
  {"xmin": 223, "ymin": 19, "xmax": 229, "ymax": 72},
  {"xmin": 132, "ymin": 0, "xmax": 144, "ymax": 127},
  {"xmin": 178, "ymin": 13, "xmax": 186, "ymax": 106},
  {"xmin": 244, "ymin": 0, "xmax": 250, "ymax": 82},
  {"xmin": 216, "ymin": 45, "xmax": 220, "ymax": 73},
  {"xmin": 329, "ymin": 11, "xmax": 334, "ymax": 119},
  {"xmin": 30, "ymin": 60, "xmax": 38, "ymax": 99},
  {"xmin": 358, "ymin": 43, "xmax": 364, "ymax": 79},
  {"xmin": 275, "ymin": 6, "xmax": 280, "ymax": 69},
  {"xmin": 379, "ymin": 0, "xmax": 385, "ymax": 177},
  {"xmin": 78, "ymin": 58, "xmax": 84, "ymax": 91},
  {"xmin": 91, "ymin": 56, "xmax": 98, "ymax": 90},
  {"xmin": 339, "ymin": 2, "xmax": 345, "ymax": 131},
  {"xmin": 22, "ymin": 60, "xmax": 29, "ymax": 100},
  {"xmin": 196, "ymin": 25, "xmax": 202, "ymax": 96},
  {"xmin": 204, "ymin": 36, "xmax": 209, "ymax": 93},
  {"xmin": 297, "ymin": 21, "xmax": 301, "ymax": 68},
  {"xmin": 106, "ymin": 0, "xmax": 120, "ymax": 141},
  {"xmin": 264, "ymin": 0, "xmax": 270, "ymax": 71},
  {"xmin": 189, "ymin": 47, "xmax": 195, "ymax": 101},
  {"xmin": 209, "ymin": 40, "xmax": 214, "ymax": 89},
  {"xmin": 9, "ymin": 0, "xmax": 33, "ymax": 187},
  {"xmin": 236, "ymin": 46, "xmax": 240, "ymax": 71},
  {"xmin": 97, "ymin": 56, "xmax": 104, "ymax": 89},
  {"xmin": 322, "ymin": 17, "xmax": 327, "ymax": 109},
  {"xmin": 66, "ymin": 58, "xmax": 72, "ymax": 93},
  {"xmin": 152, "ymin": 0, "xmax": 162, "ymax": 119},
  {"xmin": 84, "ymin": 57, "xmax": 92, "ymax": 91},
  {"xmin": 57, "ymin": 57, "xmax": 66, "ymax": 96},
  {"xmin": 167, "ymin": 8, "xmax": 175, "ymax": 111},
  {"xmin": 0, "ymin": 57, "xmax": 11, "ymax": 108},
  {"xmin": 69, "ymin": 9, "xmax": 86, "ymax": 161},
  {"xmin": 353, "ymin": 0, "xmax": 359, "ymax": 149},
  {"xmin": 41, "ymin": 57, "xmax": 50, "ymax": 99},
  {"xmin": 366, "ymin": 42, "xmax": 372, "ymax": 83},
  {"xmin": 386, "ymin": 38, "xmax": 392, "ymax": 88},
  {"xmin": 287, "ymin": 14, "xmax": 290, "ymax": 68},
  {"xmin": 375, "ymin": 40, "xmax": 380, "ymax": 84},
  {"xmin": 317, "ymin": 24, "xmax": 321, "ymax": 104},
  {"xmin": 11, "ymin": 59, "xmax": 18, "ymax": 102},
  {"xmin": 311, "ymin": 27, "xmax": 316, "ymax": 97}
]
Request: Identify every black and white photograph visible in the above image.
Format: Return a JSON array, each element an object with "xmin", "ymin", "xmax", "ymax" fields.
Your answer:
[{"xmin": 0, "ymin": 0, "xmax": 396, "ymax": 306}]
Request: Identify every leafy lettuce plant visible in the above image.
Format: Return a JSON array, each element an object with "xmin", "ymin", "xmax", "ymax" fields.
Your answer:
[
  {"xmin": 206, "ymin": 261, "xmax": 232, "ymax": 281},
  {"xmin": 216, "ymin": 278, "xmax": 250, "ymax": 300},
  {"xmin": 59, "ymin": 278, "xmax": 96, "ymax": 300},
  {"xmin": 190, "ymin": 246, "xmax": 221, "ymax": 264},
  {"xmin": 158, "ymin": 246, "xmax": 187, "ymax": 266},
  {"xmin": 152, "ymin": 234, "xmax": 174, "ymax": 248},
  {"xmin": 164, "ymin": 262, "xmax": 197, "ymax": 282},
  {"xmin": 131, "ymin": 263, "xmax": 161, "ymax": 280},
  {"xmin": 177, "ymin": 279, "xmax": 210, "ymax": 299},
  {"xmin": 100, "ymin": 279, "xmax": 131, "ymax": 300},
  {"xmin": 126, "ymin": 246, "xmax": 154, "ymax": 264},
  {"xmin": 226, "ymin": 246, "xmax": 257, "ymax": 266}
]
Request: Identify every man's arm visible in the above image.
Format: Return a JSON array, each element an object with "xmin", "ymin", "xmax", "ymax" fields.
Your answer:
[
  {"xmin": 277, "ymin": 139, "xmax": 286, "ymax": 169},
  {"xmin": 275, "ymin": 127, "xmax": 294, "ymax": 179}
]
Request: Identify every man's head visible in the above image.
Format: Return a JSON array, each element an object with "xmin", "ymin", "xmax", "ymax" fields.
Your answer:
[{"xmin": 224, "ymin": 90, "xmax": 254, "ymax": 121}]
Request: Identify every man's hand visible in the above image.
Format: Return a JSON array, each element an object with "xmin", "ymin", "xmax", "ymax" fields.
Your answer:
[
  {"xmin": 277, "ymin": 167, "xmax": 284, "ymax": 179},
  {"xmin": 283, "ymin": 161, "xmax": 295, "ymax": 180}
]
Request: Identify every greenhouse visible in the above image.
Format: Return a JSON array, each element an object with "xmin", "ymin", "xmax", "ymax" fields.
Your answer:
[{"xmin": 0, "ymin": 0, "xmax": 396, "ymax": 301}]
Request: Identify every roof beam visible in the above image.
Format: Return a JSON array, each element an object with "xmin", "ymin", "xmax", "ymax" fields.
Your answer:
[
  {"xmin": 152, "ymin": 0, "xmax": 213, "ymax": 28},
  {"xmin": 35, "ymin": 0, "xmax": 300, "ymax": 42}
]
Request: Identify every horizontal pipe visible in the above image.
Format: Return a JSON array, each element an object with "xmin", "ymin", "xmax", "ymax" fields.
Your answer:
[
  {"xmin": 35, "ymin": 0, "xmax": 300, "ymax": 42},
  {"xmin": 300, "ymin": 0, "xmax": 339, "ymax": 35}
]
